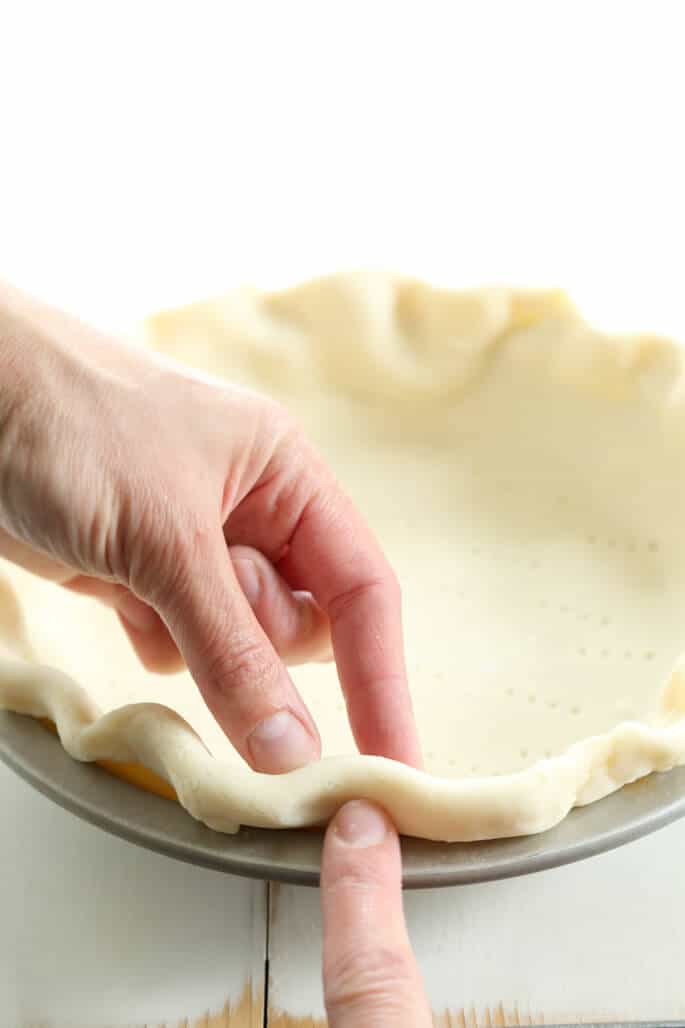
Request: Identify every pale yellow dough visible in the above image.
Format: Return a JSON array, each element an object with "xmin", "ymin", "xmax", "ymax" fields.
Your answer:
[{"xmin": 2, "ymin": 273, "xmax": 685, "ymax": 841}]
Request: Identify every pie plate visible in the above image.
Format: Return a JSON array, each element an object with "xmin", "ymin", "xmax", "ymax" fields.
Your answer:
[{"xmin": 2, "ymin": 709, "xmax": 685, "ymax": 888}]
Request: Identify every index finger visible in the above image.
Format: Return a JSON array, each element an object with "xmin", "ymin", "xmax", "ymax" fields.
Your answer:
[
  {"xmin": 321, "ymin": 801, "xmax": 432, "ymax": 1028},
  {"xmin": 278, "ymin": 480, "xmax": 422, "ymax": 768}
]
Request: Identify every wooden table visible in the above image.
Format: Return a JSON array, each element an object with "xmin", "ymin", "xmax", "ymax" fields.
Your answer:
[{"xmin": 2, "ymin": 762, "xmax": 684, "ymax": 1027}]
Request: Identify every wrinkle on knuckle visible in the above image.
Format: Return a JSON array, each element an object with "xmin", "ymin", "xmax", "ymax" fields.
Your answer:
[
  {"xmin": 328, "ymin": 576, "xmax": 391, "ymax": 623},
  {"xmin": 131, "ymin": 505, "xmax": 211, "ymax": 608},
  {"xmin": 203, "ymin": 637, "xmax": 280, "ymax": 699},
  {"xmin": 325, "ymin": 944, "xmax": 417, "ymax": 1019},
  {"xmin": 386, "ymin": 567, "xmax": 402, "ymax": 603},
  {"xmin": 252, "ymin": 397, "xmax": 302, "ymax": 463},
  {"xmin": 263, "ymin": 395, "xmax": 317, "ymax": 453},
  {"xmin": 133, "ymin": 534, "xmax": 187, "ymax": 609},
  {"xmin": 263, "ymin": 464, "xmax": 312, "ymax": 534}
]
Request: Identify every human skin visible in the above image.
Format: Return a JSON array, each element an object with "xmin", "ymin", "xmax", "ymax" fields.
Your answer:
[
  {"xmin": 0, "ymin": 285, "xmax": 431, "ymax": 1022},
  {"xmin": 0, "ymin": 281, "xmax": 423, "ymax": 774},
  {"xmin": 321, "ymin": 800, "xmax": 433, "ymax": 1027}
]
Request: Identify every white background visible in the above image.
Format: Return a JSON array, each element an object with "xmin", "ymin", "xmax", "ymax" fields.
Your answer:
[{"xmin": 1, "ymin": 0, "xmax": 684, "ymax": 339}]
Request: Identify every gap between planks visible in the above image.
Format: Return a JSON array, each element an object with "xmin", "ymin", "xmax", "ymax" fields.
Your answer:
[
  {"xmin": 145, "ymin": 880, "xmax": 610, "ymax": 1027},
  {"xmin": 153, "ymin": 879, "xmax": 268, "ymax": 1028},
  {"xmin": 263, "ymin": 883, "xmax": 546, "ymax": 1028}
]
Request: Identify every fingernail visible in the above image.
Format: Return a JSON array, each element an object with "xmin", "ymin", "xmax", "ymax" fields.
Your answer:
[
  {"xmin": 118, "ymin": 595, "xmax": 159, "ymax": 633},
  {"xmin": 248, "ymin": 710, "xmax": 317, "ymax": 773},
  {"xmin": 334, "ymin": 800, "xmax": 388, "ymax": 848},
  {"xmin": 234, "ymin": 559, "xmax": 260, "ymax": 607}
]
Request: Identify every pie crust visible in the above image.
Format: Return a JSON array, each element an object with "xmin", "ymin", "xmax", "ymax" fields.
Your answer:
[{"xmin": 2, "ymin": 273, "xmax": 685, "ymax": 841}]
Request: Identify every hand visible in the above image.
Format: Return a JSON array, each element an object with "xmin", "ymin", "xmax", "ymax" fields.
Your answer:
[
  {"xmin": 321, "ymin": 801, "xmax": 432, "ymax": 1027},
  {"xmin": 0, "ymin": 283, "xmax": 421, "ymax": 773}
]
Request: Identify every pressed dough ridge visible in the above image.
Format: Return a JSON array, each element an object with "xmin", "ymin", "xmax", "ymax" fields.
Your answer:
[
  {"xmin": 2, "ymin": 660, "xmax": 685, "ymax": 841},
  {"xmin": 2, "ymin": 272, "xmax": 685, "ymax": 842}
]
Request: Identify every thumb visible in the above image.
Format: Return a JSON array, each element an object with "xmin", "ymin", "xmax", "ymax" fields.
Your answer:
[
  {"xmin": 321, "ymin": 801, "xmax": 432, "ymax": 1028},
  {"xmin": 151, "ymin": 528, "xmax": 321, "ymax": 773}
]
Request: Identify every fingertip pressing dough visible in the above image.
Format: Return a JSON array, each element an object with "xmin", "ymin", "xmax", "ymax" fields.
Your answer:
[{"xmin": 2, "ymin": 273, "xmax": 685, "ymax": 841}]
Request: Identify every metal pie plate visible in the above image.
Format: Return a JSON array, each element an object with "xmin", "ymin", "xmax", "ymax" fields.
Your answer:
[{"xmin": 3, "ymin": 709, "xmax": 685, "ymax": 888}]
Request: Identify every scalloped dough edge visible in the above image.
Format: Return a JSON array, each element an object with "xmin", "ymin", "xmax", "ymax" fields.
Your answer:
[
  {"xmin": 2, "ymin": 274, "xmax": 685, "ymax": 842},
  {"xmin": 2, "ymin": 657, "xmax": 685, "ymax": 841}
]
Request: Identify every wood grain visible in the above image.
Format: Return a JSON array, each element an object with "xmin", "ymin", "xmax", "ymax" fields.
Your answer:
[
  {"xmin": 266, "ymin": 1013, "xmax": 325, "ymax": 1028},
  {"xmin": 266, "ymin": 819, "xmax": 685, "ymax": 1026},
  {"xmin": 265, "ymin": 1009, "xmax": 539, "ymax": 1027},
  {"xmin": 6, "ymin": 753, "xmax": 685, "ymax": 1025},
  {"xmin": 265, "ymin": 1006, "xmax": 542, "ymax": 1027},
  {"xmin": 159, "ymin": 984, "xmax": 263, "ymax": 1028},
  {"xmin": 432, "ymin": 1008, "xmax": 540, "ymax": 1028}
]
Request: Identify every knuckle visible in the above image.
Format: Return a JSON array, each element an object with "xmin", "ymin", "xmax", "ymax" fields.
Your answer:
[
  {"xmin": 205, "ymin": 637, "xmax": 281, "ymax": 698},
  {"xmin": 130, "ymin": 505, "xmax": 209, "ymax": 606},
  {"xmin": 325, "ymin": 944, "xmax": 417, "ymax": 1020},
  {"xmin": 260, "ymin": 396, "xmax": 299, "ymax": 440},
  {"xmin": 265, "ymin": 402, "xmax": 321, "ymax": 476},
  {"xmin": 328, "ymin": 572, "xmax": 398, "ymax": 622},
  {"xmin": 385, "ymin": 566, "xmax": 402, "ymax": 604}
]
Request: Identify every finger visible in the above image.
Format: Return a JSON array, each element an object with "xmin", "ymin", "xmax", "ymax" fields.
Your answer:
[
  {"xmin": 321, "ymin": 801, "xmax": 432, "ymax": 1028},
  {"xmin": 64, "ymin": 554, "xmax": 332, "ymax": 674},
  {"xmin": 64, "ymin": 576, "xmax": 185, "ymax": 673},
  {"xmin": 278, "ymin": 486, "xmax": 423, "ymax": 768},
  {"xmin": 116, "ymin": 609, "xmax": 185, "ymax": 674},
  {"xmin": 152, "ymin": 529, "xmax": 321, "ymax": 774},
  {"xmin": 230, "ymin": 545, "xmax": 332, "ymax": 665}
]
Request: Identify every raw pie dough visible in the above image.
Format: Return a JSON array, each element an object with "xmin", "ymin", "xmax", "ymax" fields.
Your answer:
[{"xmin": 2, "ymin": 273, "xmax": 685, "ymax": 841}]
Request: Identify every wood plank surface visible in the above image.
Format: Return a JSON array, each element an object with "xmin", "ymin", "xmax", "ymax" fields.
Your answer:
[
  {"xmin": 0, "ymin": 764, "xmax": 266, "ymax": 1028},
  {"xmin": 4, "ymin": 751, "xmax": 685, "ymax": 1027},
  {"xmin": 266, "ymin": 817, "xmax": 685, "ymax": 1026}
]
